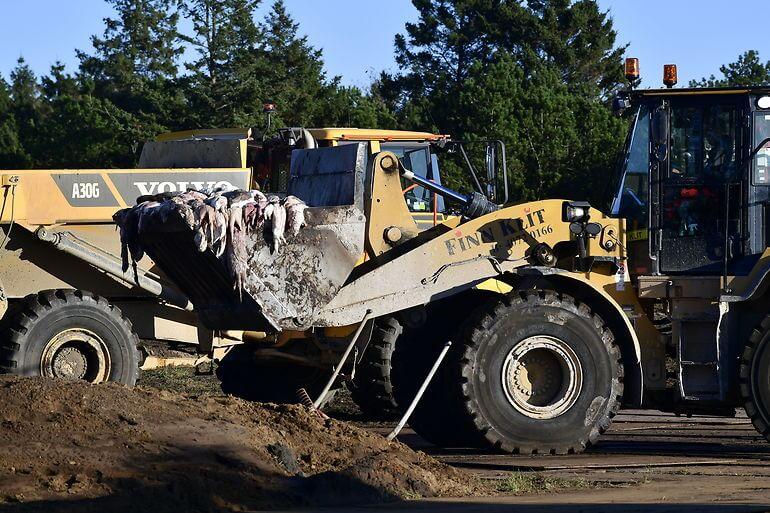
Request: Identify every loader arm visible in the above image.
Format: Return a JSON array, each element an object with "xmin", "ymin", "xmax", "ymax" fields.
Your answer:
[{"xmin": 315, "ymin": 198, "xmax": 620, "ymax": 326}]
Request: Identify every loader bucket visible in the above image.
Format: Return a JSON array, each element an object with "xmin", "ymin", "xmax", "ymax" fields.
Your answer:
[{"xmin": 137, "ymin": 143, "xmax": 368, "ymax": 331}]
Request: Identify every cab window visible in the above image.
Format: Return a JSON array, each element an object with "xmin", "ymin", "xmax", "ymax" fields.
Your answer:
[
  {"xmin": 382, "ymin": 143, "xmax": 442, "ymax": 213},
  {"xmin": 659, "ymin": 100, "xmax": 742, "ymax": 273},
  {"xmin": 612, "ymin": 105, "xmax": 650, "ymax": 234},
  {"xmin": 670, "ymin": 103, "xmax": 739, "ymax": 180}
]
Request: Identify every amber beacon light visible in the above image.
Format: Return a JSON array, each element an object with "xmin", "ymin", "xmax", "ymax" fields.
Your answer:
[
  {"xmin": 663, "ymin": 64, "xmax": 678, "ymax": 88},
  {"xmin": 624, "ymin": 58, "xmax": 641, "ymax": 83}
]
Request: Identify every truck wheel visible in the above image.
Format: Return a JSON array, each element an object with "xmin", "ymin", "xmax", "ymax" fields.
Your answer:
[
  {"xmin": 391, "ymin": 292, "xmax": 497, "ymax": 447},
  {"xmin": 349, "ymin": 317, "xmax": 401, "ymax": 419},
  {"xmin": 392, "ymin": 323, "xmax": 484, "ymax": 447},
  {"xmin": 0, "ymin": 290, "xmax": 140, "ymax": 386},
  {"xmin": 740, "ymin": 315, "xmax": 770, "ymax": 441},
  {"xmin": 216, "ymin": 345, "xmax": 336, "ymax": 407},
  {"xmin": 453, "ymin": 290, "xmax": 623, "ymax": 454}
]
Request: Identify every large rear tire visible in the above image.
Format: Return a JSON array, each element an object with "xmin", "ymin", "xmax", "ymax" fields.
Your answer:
[
  {"xmin": 452, "ymin": 290, "xmax": 623, "ymax": 454},
  {"xmin": 391, "ymin": 292, "xmax": 496, "ymax": 447},
  {"xmin": 740, "ymin": 315, "xmax": 770, "ymax": 440},
  {"xmin": 0, "ymin": 290, "xmax": 140, "ymax": 386}
]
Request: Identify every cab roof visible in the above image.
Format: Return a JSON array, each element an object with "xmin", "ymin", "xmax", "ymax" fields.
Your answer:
[
  {"xmin": 306, "ymin": 128, "xmax": 449, "ymax": 142},
  {"xmin": 632, "ymin": 86, "xmax": 770, "ymax": 98}
]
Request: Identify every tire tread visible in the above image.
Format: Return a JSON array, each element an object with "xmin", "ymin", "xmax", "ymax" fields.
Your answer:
[
  {"xmin": 455, "ymin": 289, "xmax": 623, "ymax": 455},
  {"xmin": 0, "ymin": 289, "xmax": 141, "ymax": 385}
]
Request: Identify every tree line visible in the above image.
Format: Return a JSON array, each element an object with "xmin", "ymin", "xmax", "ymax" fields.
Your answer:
[{"xmin": 1, "ymin": 0, "xmax": 768, "ymax": 205}]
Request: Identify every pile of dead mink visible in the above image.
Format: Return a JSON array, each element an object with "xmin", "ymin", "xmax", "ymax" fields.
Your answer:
[{"xmin": 113, "ymin": 187, "xmax": 307, "ymax": 294}]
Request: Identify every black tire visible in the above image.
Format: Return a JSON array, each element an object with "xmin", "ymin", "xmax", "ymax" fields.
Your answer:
[
  {"xmin": 453, "ymin": 290, "xmax": 623, "ymax": 454},
  {"xmin": 350, "ymin": 317, "xmax": 402, "ymax": 419},
  {"xmin": 216, "ymin": 345, "xmax": 336, "ymax": 406},
  {"xmin": 740, "ymin": 315, "xmax": 770, "ymax": 440},
  {"xmin": 0, "ymin": 290, "xmax": 140, "ymax": 386},
  {"xmin": 392, "ymin": 292, "xmax": 496, "ymax": 447}
]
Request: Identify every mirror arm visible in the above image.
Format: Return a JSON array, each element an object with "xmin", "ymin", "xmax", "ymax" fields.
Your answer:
[
  {"xmin": 737, "ymin": 136, "xmax": 770, "ymax": 178},
  {"xmin": 749, "ymin": 137, "xmax": 770, "ymax": 161},
  {"xmin": 458, "ymin": 143, "xmax": 485, "ymax": 195}
]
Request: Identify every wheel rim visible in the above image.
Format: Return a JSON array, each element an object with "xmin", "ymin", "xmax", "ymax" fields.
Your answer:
[
  {"xmin": 501, "ymin": 335, "xmax": 583, "ymax": 420},
  {"xmin": 40, "ymin": 328, "xmax": 111, "ymax": 383}
]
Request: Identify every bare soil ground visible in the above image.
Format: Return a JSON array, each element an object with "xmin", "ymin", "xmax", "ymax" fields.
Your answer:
[
  {"xmin": 7, "ymin": 367, "xmax": 769, "ymax": 512},
  {"xmin": 0, "ymin": 373, "xmax": 486, "ymax": 512}
]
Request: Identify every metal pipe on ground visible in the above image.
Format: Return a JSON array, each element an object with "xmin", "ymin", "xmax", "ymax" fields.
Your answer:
[
  {"xmin": 313, "ymin": 309, "xmax": 374, "ymax": 409},
  {"xmin": 35, "ymin": 226, "xmax": 193, "ymax": 311},
  {"xmin": 387, "ymin": 340, "xmax": 452, "ymax": 441}
]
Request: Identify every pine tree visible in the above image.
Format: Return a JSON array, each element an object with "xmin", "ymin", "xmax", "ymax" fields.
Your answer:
[
  {"xmin": 0, "ymin": 75, "xmax": 26, "ymax": 168},
  {"xmin": 387, "ymin": 0, "xmax": 627, "ymax": 202},
  {"xmin": 177, "ymin": 0, "xmax": 265, "ymax": 127},
  {"xmin": 70, "ymin": 0, "xmax": 184, "ymax": 165},
  {"xmin": 9, "ymin": 58, "xmax": 40, "ymax": 168},
  {"xmin": 256, "ymin": 0, "xmax": 335, "ymax": 130},
  {"xmin": 36, "ymin": 62, "xmax": 146, "ymax": 168},
  {"xmin": 690, "ymin": 50, "xmax": 770, "ymax": 88},
  {"xmin": 78, "ymin": 0, "xmax": 182, "ymax": 108},
  {"xmin": 521, "ymin": 0, "xmax": 626, "ymax": 97}
]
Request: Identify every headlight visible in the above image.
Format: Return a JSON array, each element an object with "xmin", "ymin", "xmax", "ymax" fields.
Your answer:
[{"xmin": 564, "ymin": 201, "xmax": 591, "ymax": 222}]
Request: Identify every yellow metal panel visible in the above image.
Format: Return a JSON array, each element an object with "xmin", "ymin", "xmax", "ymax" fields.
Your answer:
[
  {"xmin": 476, "ymin": 278, "xmax": 513, "ymax": 294},
  {"xmin": 366, "ymin": 152, "xmax": 419, "ymax": 256},
  {"xmin": 0, "ymin": 168, "xmax": 250, "ymax": 225}
]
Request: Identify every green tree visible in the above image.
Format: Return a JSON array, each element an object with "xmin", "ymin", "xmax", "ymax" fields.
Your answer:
[
  {"xmin": 454, "ymin": 53, "xmax": 624, "ymax": 203},
  {"xmin": 522, "ymin": 0, "xmax": 626, "ymax": 97},
  {"xmin": 79, "ymin": 0, "xmax": 182, "ymax": 114},
  {"xmin": 8, "ymin": 58, "xmax": 41, "ymax": 168},
  {"xmin": 690, "ymin": 50, "xmax": 770, "ymax": 88},
  {"xmin": 177, "ymin": 0, "xmax": 265, "ymax": 127},
  {"xmin": 0, "ymin": 76, "xmax": 26, "ymax": 168},
  {"xmin": 256, "ymin": 0, "xmax": 340, "ymax": 130},
  {"xmin": 62, "ymin": 0, "xmax": 185, "ymax": 166},
  {"xmin": 386, "ymin": 0, "xmax": 627, "ymax": 202},
  {"xmin": 36, "ymin": 62, "xmax": 148, "ymax": 168}
]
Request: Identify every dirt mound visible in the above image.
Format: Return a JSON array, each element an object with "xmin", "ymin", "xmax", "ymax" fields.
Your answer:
[{"xmin": 0, "ymin": 376, "xmax": 483, "ymax": 512}]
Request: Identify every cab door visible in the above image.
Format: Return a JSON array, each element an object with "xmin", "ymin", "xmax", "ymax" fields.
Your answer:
[{"xmin": 657, "ymin": 98, "xmax": 745, "ymax": 274}]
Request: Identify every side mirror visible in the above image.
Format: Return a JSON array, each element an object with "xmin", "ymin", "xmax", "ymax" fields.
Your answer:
[
  {"xmin": 485, "ymin": 143, "xmax": 497, "ymax": 202},
  {"xmin": 612, "ymin": 94, "xmax": 631, "ymax": 117},
  {"xmin": 484, "ymin": 141, "xmax": 509, "ymax": 205}
]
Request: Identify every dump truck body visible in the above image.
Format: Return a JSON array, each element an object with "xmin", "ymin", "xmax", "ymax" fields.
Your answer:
[{"xmin": 0, "ymin": 166, "xmax": 251, "ymax": 344}]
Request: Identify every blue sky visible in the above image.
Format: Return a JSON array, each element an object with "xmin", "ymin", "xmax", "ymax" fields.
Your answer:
[{"xmin": 1, "ymin": 1, "xmax": 768, "ymax": 88}]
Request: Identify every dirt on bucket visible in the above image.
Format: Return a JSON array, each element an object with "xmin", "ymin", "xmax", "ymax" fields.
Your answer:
[{"xmin": 0, "ymin": 376, "xmax": 484, "ymax": 512}]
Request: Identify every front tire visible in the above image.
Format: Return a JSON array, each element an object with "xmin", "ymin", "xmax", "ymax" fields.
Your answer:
[
  {"xmin": 349, "ymin": 317, "xmax": 402, "ymax": 419},
  {"xmin": 454, "ymin": 290, "xmax": 623, "ymax": 454},
  {"xmin": 0, "ymin": 290, "xmax": 140, "ymax": 385},
  {"xmin": 740, "ymin": 315, "xmax": 770, "ymax": 440}
]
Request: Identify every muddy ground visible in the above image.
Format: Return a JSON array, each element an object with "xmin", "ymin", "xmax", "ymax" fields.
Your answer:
[
  {"xmin": 0, "ymin": 373, "xmax": 485, "ymax": 512},
  {"xmin": 5, "ymin": 366, "xmax": 770, "ymax": 512}
]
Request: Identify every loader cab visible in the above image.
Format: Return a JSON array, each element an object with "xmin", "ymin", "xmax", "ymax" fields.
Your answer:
[
  {"xmin": 301, "ymin": 129, "xmax": 450, "ymax": 230},
  {"xmin": 611, "ymin": 87, "xmax": 770, "ymax": 278}
]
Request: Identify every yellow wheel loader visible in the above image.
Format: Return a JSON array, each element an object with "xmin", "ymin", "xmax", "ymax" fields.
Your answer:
[
  {"xmin": 0, "ymin": 126, "xmax": 484, "ymax": 391},
  {"xmin": 129, "ymin": 60, "xmax": 770, "ymax": 454}
]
